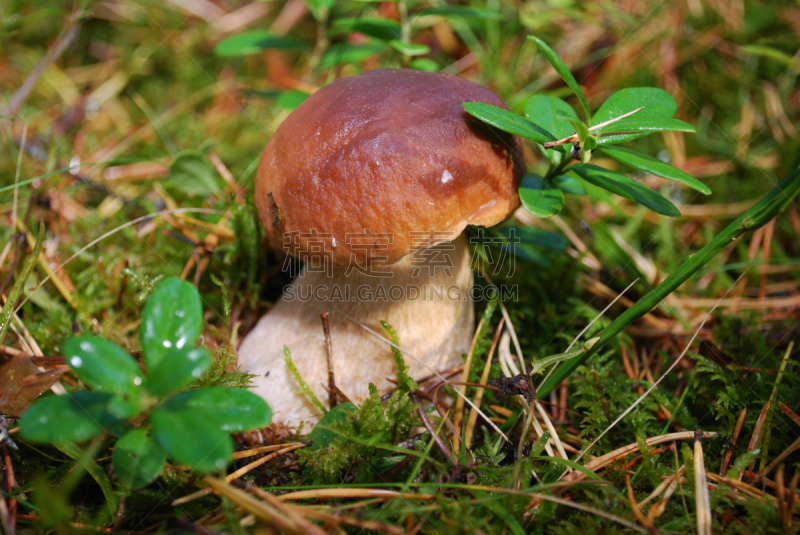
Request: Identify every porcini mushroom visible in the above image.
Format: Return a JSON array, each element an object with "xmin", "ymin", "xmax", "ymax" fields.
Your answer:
[{"xmin": 238, "ymin": 69, "xmax": 524, "ymax": 427}]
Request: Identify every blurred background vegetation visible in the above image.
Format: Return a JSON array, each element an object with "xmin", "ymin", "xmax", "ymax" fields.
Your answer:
[{"xmin": 1, "ymin": 0, "xmax": 799, "ymax": 533}]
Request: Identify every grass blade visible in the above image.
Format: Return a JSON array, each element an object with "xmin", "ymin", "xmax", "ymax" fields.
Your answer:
[{"xmin": 537, "ymin": 166, "xmax": 800, "ymax": 397}]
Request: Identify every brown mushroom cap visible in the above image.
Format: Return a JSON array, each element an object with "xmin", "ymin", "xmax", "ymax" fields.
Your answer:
[{"xmin": 255, "ymin": 68, "xmax": 525, "ymax": 266}]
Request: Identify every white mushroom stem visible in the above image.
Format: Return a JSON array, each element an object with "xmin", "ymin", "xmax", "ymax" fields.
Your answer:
[{"xmin": 237, "ymin": 233, "xmax": 475, "ymax": 428}]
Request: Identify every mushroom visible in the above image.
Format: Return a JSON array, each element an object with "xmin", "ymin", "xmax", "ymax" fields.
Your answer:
[{"xmin": 238, "ymin": 69, "xmax": 524, "ymax": 427}]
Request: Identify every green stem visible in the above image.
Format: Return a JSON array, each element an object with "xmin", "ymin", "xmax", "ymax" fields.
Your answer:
[
  {"xmin": 537, "ymin": 166, "xmax": 800, "ymax": 398},
  {"xmin": 398, "ymin": 0, "xmax": 411, "ymax": 67},
  {"xmin": 545, "ymin": 157, "xmax": 571, "ymax": 180}
]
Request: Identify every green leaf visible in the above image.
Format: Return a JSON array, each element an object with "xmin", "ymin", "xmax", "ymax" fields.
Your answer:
[
  {"xmin": 159, "ymin": 387, "xmax": 272, "ymax": 433},
  {"xmin": 63, "ymin": 336, "xmax": 144, "ymax": 396},
  {"xmin": 463, "ymin": 102, "xmax": 555, "ymax": 145},
  {"xmin": 509, "ymin": 245, "xmax": 551, "ymax": 268},
  {"xmin": 599, "ymin": 145, "xmax": 711, "ymax": 195},
  {"xmin": 169, "ymin": 151, "xmax": 221, "ymax": 196},
  {"xmin": 740, "ymin": 45, "xmax": 800, "ymax": 73},
  {"xmin": 320, "ymin": 42, "xmax": 384, "ymax": 69},
  {"xmin": 597, "ymin": 118, "xmax": 695, "ymax": 145},
  {"xmin": 410, "ymin": 58, "xmax": 439, "ymax": 72},
  {"xmin": 554, "ymin": 174, "xmax": 586, "ymax": 195},
  {"xmin": 20, "ymin": 392, "xmax": 122, "ymax": 443},
  {"xmin": 568, "ymin": 118, "xmax": 597, "ymax": 151},
  {"xmin": 107, "ymin": 392, "xmax": 143, "ymax": 419},
  {"xmin": 309, "ymin": 402, "xmax": 356, "ymax": 450},
  {"xmin": 146, "ymin": 348, "xmax": 212, "ymax": 397},
  {"xmin": 524, "ymin": 95, "xmax": 578, "ymax": 140},
  {"xmin": 571, "ymin": 164, "xmax": 680, "ymax": 217},
  {"xmin": 389, "ymin": 40, "xmax": 430, "ymax": 56},
  {"xmin": 113, "ymin": 428, "xmax": 167, "ymax": 489},
  {"xmin": 214, "ymin": 30, "xmax": 307, "ymax": 57},
  {"xmin": 415, "ymin": 6, "xmax": 504, "ymax": 19},
  {"xmin": 592, "ymin": 88, "xmax": 677, "ymax": 127},
  {"xmin": 276, "ymin": 90, "xmax": 309, "ymax": 110},
  {"xmin": 519, "ymin": 173, "xmax": 565, "ymax": 218},
  {"xmin": 150, "ymin": 406, "xmax": 232, "ymax": 472},
  {"xmin": 330, "ymin": 17, "xmax": 401, "ymax": 42},
  {"xmin": 491, "ymin": 226, "xmax": 568, "ymax": 250},
  {"xmin": 140, "ymin": 277, "xmax": 203, "ymax": 369},
  {"xmin": 608, "ymin": 118, "xmax": 694, "ymax": 133},
  {"xmin": 305, "ymin": 0, "xmax": 336, "ymax": 20},
  {"xmin": 528, "ymin": 36, "xmax": 591, "ymax": 122}
]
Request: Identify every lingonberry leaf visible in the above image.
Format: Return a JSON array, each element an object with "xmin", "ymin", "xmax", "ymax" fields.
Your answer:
[
  {"xmin": 571, "ymin": 164, "xmax": 681, "ymax": 217},
  {"xmin": 528, "ymin": 36, "xmax": 591, "ymax": 122},
  {"xmin": 519, "ymin": 173, "xmax": 565, "ymax": 218},
  {"xmin": 140, "ymin": 277, "xmax": 203, "ymax": 369},
  {"xmin": 463, "ymin": 102, "xmax": 555, "ymax": 145},
  {"xmin": 113, "ymin": 428, "xmax": 167, "ymax": 489}
]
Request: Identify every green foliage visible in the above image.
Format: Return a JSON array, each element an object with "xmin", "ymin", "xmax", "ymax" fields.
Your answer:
[
  {"xmin": 689, "ymin": 353, "xmax": 743, "ymax": 426},
  {"xmin": 572, "ymin": 351, "xmax": 661, "ymax": 453},
  {"xmin": 381, "ymin": 320, "xmax": 417, "ymax": 390},
  {"xmin": 283, "ymin": 345, "xmax": 327, "ymax": 414},
  {"xmin": 20, "ymin": 277, "xmax": 272, "ymax": 488},
  {"xmin": 300, "ymin": 326, "xmax": 419, "ymax": 484},
  {"xmin": 4, "ymin": 2, "xmax": 800, "ymax": 532},
  {"xmin": 598, "ymin": 145, "xmax": 711, "ymax": 194},
  {"xmin": 570, "ymin": 164, "xmax": 681, "ymax": 216},
  {"xmin": 214, "ymin": 30, "xmax": 307, "ymax": 57},
  {"xmin": 299, "ymin": 384, "xmax": 419, "ymax": 484},
  {"xmin": 519, "ymin": 173, "xmax": 565, "ymax": 217},
  {"xmin": 465, "ymin": 36, "xmax": 704, "ymax": 221},
  {"xmin": 196, "ymin": 345, "xmax": 256, "ymax": 389},
  {"xmin": 528, "ymin": 35, "xmax": 592, "ymax": 122}
]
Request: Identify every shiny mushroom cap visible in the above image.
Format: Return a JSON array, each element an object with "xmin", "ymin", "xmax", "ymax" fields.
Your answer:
[{"xmin": 255, "ymin": 68, "xmax": 525, "ymax": 266}]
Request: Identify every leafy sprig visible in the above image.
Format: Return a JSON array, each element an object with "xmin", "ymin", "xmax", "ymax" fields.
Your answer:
[
  {"xmin": 20, "ymin": 277, "xmax": 272, "ymax": 489},
  {"xmin": 464, "ymin": 35, "xmax": 710, "ymax": 220}
]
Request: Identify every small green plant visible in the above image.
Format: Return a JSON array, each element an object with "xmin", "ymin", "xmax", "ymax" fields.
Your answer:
[
  {"xmin": 19, "ymin": 277, "xmax": 272, "ymax": 489},
  {"xmin": 465, "ymin": 36, "xmax": 711, "ymax": 220}
]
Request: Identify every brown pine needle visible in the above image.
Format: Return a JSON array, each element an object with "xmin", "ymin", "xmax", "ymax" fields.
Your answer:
[
  {"xmin": 721, "ymin": 408, "xmax": 747, "ymax": 476},
  {"xmin": 742, "ymin": 401, "xmax": 770, "ymax": 480},
  {"xmin": 563, "ymin": 431, "xmax": 717, "ymax": 483},
  {"xmin": 640, "ymin": 466, "xmax": 684, "ymax": 513},
  {"xmin": 694, "ymin": 432, "xmax": 712, "ymax": 535},
  {"xmin": 204, "ymin": 477, "xmax": 326, "ymax": 535},
  {"xmin": 542, "ymin": 107, "xmax": 645, "ymax": 147},
  {"xmin": 757, "ymin": 435, "xmax": 800, "ymax": 479},
  {"xmin": 172, "ymin": 442, "xmax": 307, "ymax": 505},
  {"xmin": 778, "ymin": 402, "xmax": 800, "ymax": 429},
  {"xmin": 277, "ymin": 488, "xmax": 435, "ymax": 501},
  {"xmin": 245, "ymin": 485, "xmax": 405, "ymax": 534},
  {"xmin": 625, "ymin": 469, "xmax": 652, "ymax": 529},
  {"xmin": 452, "ymin": 315, "xmax": 485, "ymax": 453},
  {"xmin": 231, "ymin": 442, "xmax": 306, "ymax": 460},
  {"xmin": 464, "ymin": 318, "xmax": 504, "ymax": 449}
]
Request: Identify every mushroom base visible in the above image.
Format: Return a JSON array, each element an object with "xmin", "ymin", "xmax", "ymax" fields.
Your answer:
[{"xmin": 237, "ymin": 234, "xmax": 475, "ymax": 428}]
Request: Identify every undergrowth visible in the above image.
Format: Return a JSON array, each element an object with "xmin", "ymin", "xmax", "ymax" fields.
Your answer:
[{"xmin": 1, "ymin": 0, "xmax": 799, "ymax": 533}]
